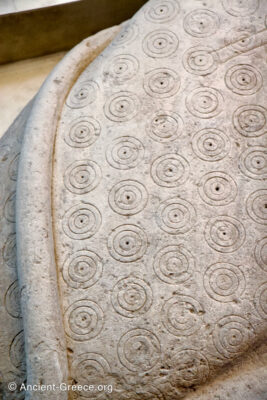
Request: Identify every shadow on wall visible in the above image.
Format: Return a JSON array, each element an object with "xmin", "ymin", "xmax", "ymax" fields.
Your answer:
[
  {"xmin": 0, "ymin": 52, "xmax": 66, "ymax": 138},
  {"xmin": 0, "ymin": 0, "xmax": 147, "ymax": 64}
]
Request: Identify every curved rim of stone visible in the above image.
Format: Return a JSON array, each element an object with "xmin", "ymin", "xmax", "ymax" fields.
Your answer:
[{"xmin": 16, "ymin": 25, "xmax": 120, "ymax": 393}]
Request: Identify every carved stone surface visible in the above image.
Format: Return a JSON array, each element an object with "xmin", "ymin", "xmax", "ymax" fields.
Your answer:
[
  {"xmin": 1, "ymin": 0, "xmax": 267, "ymax": 399},
  {"xmin": 0, "ymin": 101, "xmax": 34, "ymax": 400},
  {"xmin": 0, "ymin": 26, "xmax": 119, "ymax": 400},
  {"xmin": 51, "ymin": 0, "xmax": 267, "ymax": 398}
]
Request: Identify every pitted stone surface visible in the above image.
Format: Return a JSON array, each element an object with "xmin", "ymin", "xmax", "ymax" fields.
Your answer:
[
  {"xmin": 0, "ymin": 26, "xmax": 119, "ymax": 400},
  {"xmin": 51, "ymin": 0, "xmax": 267, "ymax": 399},
  {"xmin": 0, "ymin": 102, "xmax": 33, "ymax": 399},
  {"xmin": 0, "ymin": 1, "xmax": 266, "ymax": 399}
]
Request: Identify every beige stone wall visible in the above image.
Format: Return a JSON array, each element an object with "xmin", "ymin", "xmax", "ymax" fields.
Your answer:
[
  {"xmin": 0, "ymin": 0, "xmax": 77, "ymax": 15},
  {"xmin": 0, "ymin": 52, "xmax": 65, "ymax": 139}
]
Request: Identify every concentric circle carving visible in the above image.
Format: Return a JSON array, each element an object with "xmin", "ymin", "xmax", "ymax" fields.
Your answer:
[
  {"xmin": 222, "ymin": 0, "xmax": 259, "ymax": 16},
  {"xmin": 66, "ymin": 80, "xmax": 98, "ymax": 108},
  {"xmin": 10, "ymin": 331, "xmax": 26, "ymax": 372},
  {"xmin": 5, "ymin": 280, "xmax": 21, "ymax": 318},
  {"xmin": 106, "ymin": 136, "xmax": 144, "ymax": 170},
  {"xmin": 147, "ymin": 110, "xmax": 183, "ymax": 143},
  {"xmin": 3, "ymin": 233, "xmax": 16, "ymax": 268},
  {"xmin": 144, "ymin": 68, "xmax": 180, "ymax": 98},
  {"xmin": 233, "ymin": 105, "xmax": 267, "ymax": 138},
  {"xmin": 225, "ymin": 64, "xmax": 262, "ymax": 95},
  {"xmin": 154, "ymin": 245, "xmax": 194, "ymax": 284},
  {"xmin": 246, "ymin": 190, "xmax": 267, "ymax": 225},
  {"xmin": 198, "ymin": 172, "xmax": 237, "ymax": 206},
  {"xmin": 143, "ymin": 30, "xmax": 179, "ymax": 58},
  {"xmin": 204, "ymin": 263, "xmax": 245, "ymax": 302},
  {"xmin": 71, "ymin": 353, "xmax": 110, "ymax": 390},
  {"xmin": 111, "ymin": 276, "xmax": 153, "ymax": 318},
  {"xmin": 254, "ymin": 282, "xmax": 267, "ymax": 320},
  {"xmin": 112, "ymin": 23, "xmax": 138, "ymax": 46},
  {"xmin": 184, "ymin": 9, "xmax": 219, "ymax": 38},
  {"xmin": 62, "ymin": 203, "xmax": 101, "ymax": 240},
  {"xmin": 173, "ymin": 349, "xmax": 209, "ymax": 387},
  {"xmin": 118, "ymin": 328, "xmax": 161, "ymax": 372},
  {"xmin": 109, "ymin": 180, "xmax": 148, "ymax": 215},
  {"xmin": 224, "ymin": 25, "xmax": 257, "ymax": 53},
  {"xmin": 64, "ymin": 160, "xmax": 101, "ymax": 194},
  {"xmin": 162, "ymin": 295, "xmax": 204, "ymax": 336},
  {"xmin": 213, "ymin": 315, "xmax": 254, "ymax": 358},
  {"xmin": 151, "ymin": 154, "xmax": 189, "ymax": 187},
  {"xmin": 107, "ymin": 54, "xmax": 139, "ymax": 83},
  {"xmin": 64, "ymin": 300, "xmax": 104, "ymax": 341},
  {"xmin": 192, "ymin": 128, "xmax": 230, "ymax": 162},
  {"xmin": 255, "ymin": 237, "xmax": 267, "ymax": 272},
  {"xmin": 107, "ymin": 224, "xmax": 148, "ymax": 262},
  {"xmin": 240, "ymin": 147, "xmax": 267, "ymax": 180},
  {"xmin": 64, "ymin": 117, "xmax": 101, "ymax": 148},
  {"xmin": 144, "ymin": 0, "xmax": 179, "ymax": 23},
  {"xmin": 8, "ymin": 153, "xmax": 20, "ymax": 181},
  {"xmin": 62, "ymin": 250, "xmax": 103, "ymax": 289},
  {"xmin": 183, "ymin": 46, "xmax": 218, "ymax": 76},
  {"xmin": 4, "ymin": 191, "xmax": 16, "ymax": 223},
  {"xmin": 186, "ymin": 87, "xmax": 223, "ymax": 119},
  {"xmin": 205, "ymin": 216, "xmax": 246, "ymax": 253},
  {"xmin": 104, "ymin": 91, "xmax": 140, "ymax": 122},
  {"xmin": 156, "ymin": 197, "xmax": 196, "ymax": 234}
]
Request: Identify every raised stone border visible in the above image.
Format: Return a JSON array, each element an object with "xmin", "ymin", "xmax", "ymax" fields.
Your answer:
[{"xmin": 16, "ymin": 25, "xmax": 120, "ymax": 399}]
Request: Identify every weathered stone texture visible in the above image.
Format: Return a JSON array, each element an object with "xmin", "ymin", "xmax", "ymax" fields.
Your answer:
[{"xmin": 1, "ymin": 1, "xmax": 267, "ymax": 399}]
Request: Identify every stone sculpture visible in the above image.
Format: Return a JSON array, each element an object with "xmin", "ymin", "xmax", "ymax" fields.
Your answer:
[{"xmin": 0, "ymin": 0, "xmax": 267, "ymax": 399}]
